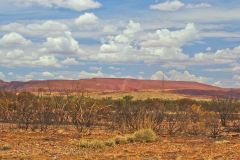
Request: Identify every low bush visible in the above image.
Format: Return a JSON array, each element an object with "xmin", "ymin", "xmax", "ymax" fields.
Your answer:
[
  {"xmin": 114, "ymin": 136, "xmax": 128, "ymax": 145},
  {"xmin": 1, "ymin": 144, "xmax": 12, "ymax": 150},
  {"xmin": 76, "ymin": 129, "xmax": 157, "ymax": 149},
  {"xmin": 78, "ymin": 139, "xmax": 89, "ymax": 148},
  {"xmin": 133, "ymin": 128, "xmax": 156, "ymax": 143},
  {"xmin": 89, "ymin": 139, "xmax": 105, "ymax": 149},
  {"xmin": 104, "ymin": 139, "xmax": 116, "ymax": 147}
]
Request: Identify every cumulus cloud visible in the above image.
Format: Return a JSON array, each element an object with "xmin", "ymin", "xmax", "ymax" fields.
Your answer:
[
  {"xmin": 150, "ymin": 0, "xmax": 184, "ymax": 11},
  {"xmin": 150, "ymin": 0, "xmax": 211, "ymax": 11},
  {"xmin": 0, "ymin": 72, "xmax": 5, "ymax": 80},
  {"xmin": 61, "ymin": 57, "xmax": 80, "ymax": 65},
  {"xmin": 97, "ymin": 20, "xmax": 142, "ymax": 62},
  {"xmin": 193, "ymin": 46, "xmax": 240, "ymax": 65},
  {"xmin": 42, "ymin": 72, "xmax": 54, "ymax": 77},
  {"xmin": 89, "ymin": 67, "xmax": 102, "ymax": 71},
  {"xmin": 11, "ymin": 0, "xmax": 101, "ymax": 11},
  {"xmin": 151, "ymin": 70, "xmax": 210, "ymax": 83},
  {"xmin": 77, "ymin": 71, "xmax": 104, "ymax": 79},
  {"xmin": 233, "ymin": 75, "xmax": 240, "ymax": 80},
  {"xmin": 141, "ymin": 23, "xmax": 198, "ymax": 48},
  {"xmin": 109, "ymin": 66, "xmax": 120, "ymax": 70},
  {"xmin": 0, "ymin": 32, "xmax": 31, "ymax": 46},
  {"xmin": 102, "ymin": 25, "xmax": 118, "ymax": 34},
  {"xmin": 151, "ymin": 71, "xmax": 168, "ymax": 80},
  {"xmin": 41, "ymin": 31, "xmax": 84, "ymax": 56},
  {"xmin": 206, "ymin": 47, "xmax": 212, "ymax": 51},
  {"xmin": 97, "ymin": 22, "xmax": 198, "ymax": 68},
  {"xmin": 8, "ymin": 72, "xmax": 14, "ymax": 76},
  {"xmin": 1, "ymin": 21, "xmax": 69, "ymax": 37},
  {"xmin": 186, "ymin": 3, "xmax": 211, "ymax": 9},
  {"xmin": 75, "ymin": 13, "xmax": 98, "ymax": 26},
  {"xmin": 168, "ymin": 70, "xmax": 210, "ymax": 83},
  {"xmin": 213, "ymin": 81, "xmax": 222, "ymax": 86}
]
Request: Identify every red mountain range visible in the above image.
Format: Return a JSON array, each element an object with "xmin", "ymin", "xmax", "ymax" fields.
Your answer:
[{"xmin": 0, "ymin": 78, "xmax": 239, "ymax": 98}]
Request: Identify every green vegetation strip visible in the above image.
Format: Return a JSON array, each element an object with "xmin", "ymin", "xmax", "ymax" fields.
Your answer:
[{"xmin": 76, "ymin": 129, "xmax": 156, "ymax": 149}]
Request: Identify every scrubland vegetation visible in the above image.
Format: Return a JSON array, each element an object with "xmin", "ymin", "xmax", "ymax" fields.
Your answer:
[
  {"xmin": 0, "ymin": 90, "xmax": 240, "ymax": 138},
  {"xmin": 1, "ymin": 90, "xmax": 240, "ymax": 159}
]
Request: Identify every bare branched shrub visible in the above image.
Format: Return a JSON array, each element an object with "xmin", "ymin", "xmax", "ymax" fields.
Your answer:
[
  {"xmin": 15, "ymin": 92, "xmax": 38, "ymax": 130},
  {"xmin": 69, "ymin": 96, "xmax": 101, "ymax": 133},
  {"xmin": 204, "ymin": 112, "xmax": 222, "ymax": 138},
  {"xmin": 211, "ymin": 97, "xmax": 238, "ymax": 127}
]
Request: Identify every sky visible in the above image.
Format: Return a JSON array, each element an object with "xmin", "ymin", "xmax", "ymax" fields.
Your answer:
[{"xmin": 0, "ymin": 0, "xmax": 240, "ymax": 88}]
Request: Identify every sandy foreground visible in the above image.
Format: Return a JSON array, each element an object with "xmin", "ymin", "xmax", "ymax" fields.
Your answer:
[{"xmin": 1, "ymin": 125, "xmax": 240, "ymax": 160}]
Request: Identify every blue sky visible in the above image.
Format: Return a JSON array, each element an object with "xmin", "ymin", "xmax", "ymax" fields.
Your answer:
[{"xmin": 0, "ymin": 0, "xmax": 240, "ymax": 88}]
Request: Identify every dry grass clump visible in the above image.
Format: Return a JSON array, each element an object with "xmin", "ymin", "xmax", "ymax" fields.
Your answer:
[
  {"xmin": 115, "ymin": 136, "xmax": 128, "ymax": 145},
  {"xmin": 76, "ymin": 128, "xmax": 157, "ymax": 149},
  {"xmin": 133, "ymin": 128, "xmax": 156, "ymax": 143},
  {"xmin": 78, "ymin": 139, "xmax": 105, "ymax": 149},
  {"xmin": 1, "ymin": 143, "xmax": 12, "ymax": 150},
  {"xmin": 104, "ymin": 139, "xmax": 116, "ymax": 147}
]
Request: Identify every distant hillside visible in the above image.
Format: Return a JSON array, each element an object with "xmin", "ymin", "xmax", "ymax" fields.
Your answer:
[{"xmin": 0, "ymin": 78, "xmax": 239, "ymax": 98}]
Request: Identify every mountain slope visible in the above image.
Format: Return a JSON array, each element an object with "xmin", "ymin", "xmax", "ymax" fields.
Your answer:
[{"xmin": 0, "ymin": 78, "xmax": 239, "ymax": 98}]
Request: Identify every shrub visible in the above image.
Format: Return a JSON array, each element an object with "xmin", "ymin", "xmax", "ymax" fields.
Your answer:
[
  {"xmin": 1, "ymin": 144, "xmax": 12, "ymax": 150},
  {"xmin": 89, "ymin": 139, "xmax": 105, "ymax": 149},
  {"xmin": 115, "ymin": 136, "xmax": 128, "ymax": 145},
  {"xmin": 133, "ymin": 128, "xmax": 156, "ymax": 143},
  {"xmin": 104, "ymin": 139, "xmax": 116, "ymax": 147},
  {"xmin": 78, "ymin": 140, "xmax": 89, "ymax": 148},
  {"xmin": 78, "ymin": 139, "xmax": 105, "ymax": 149},
  {"xmin": 126, "ymin": 134, "xmax": 135, "ymax": 143}
]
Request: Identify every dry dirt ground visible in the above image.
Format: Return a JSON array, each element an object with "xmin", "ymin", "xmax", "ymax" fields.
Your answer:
[{"xmin": 1, "ymin": 124, "xmax": 240, "ymax": 160}]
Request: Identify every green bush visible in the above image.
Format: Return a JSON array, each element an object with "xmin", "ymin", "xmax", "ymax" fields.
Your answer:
[
  {"xmin": 89, "ymin": 139, "xmax": 105, "ymax": 149},
  {"xmin": 114, "ymin": 136, "xmax": 128, "ymax": 145},
  {"xmin": 78, "ymin": 139, "xmax": 105, "ymax": 149},
  {"xmin": 133, "ymin": 128, "xmax": 156, "ymax": 143},
  {"xmin": 104, "ymin": 139, "xmax": 116, "ymax": 147},
  {"xmin": 126, "ymin": 134, "xmax": 135, "ymax": 143},
  {"xmin": 1, "ymin": 144, "xmax": 12, "ymax": 150},
  {"xmin": 78, "ymin": 140, "xmax": 89, "ymax": 148}
]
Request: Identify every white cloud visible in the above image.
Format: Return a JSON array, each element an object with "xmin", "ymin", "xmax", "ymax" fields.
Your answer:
[
  {"xmin": 169, "ymin": 8, "xmax": 240, "ymax": 23},
  {"xmin": 41, "ymin": 31, "xmax": 84, "ymax": 56},
  {"xmin": 97, "ymin": 22, "xmax": 198, "ymax": 68},
  {"xmin": 8, "ymin": 72, "xmax": 14, "ymax": 76},
  {"xmin": 0, "ymin": 72, "xmax": 5, "ymax": 80},
  {"xmin": 11, "ymin": 0, "xmax": 101, "ymax": 11},
  {"xmin": 151, "ymin": 71, "xmax": 168, "ymax": 80},
  {"xmin": 5, "ymin": 49, "xmax": 24, "ymax": 59},
  {"xmin": 0, "ymin": 32, "xmax": 31, "ymax": 46},
  {"xmin": 141, "ymin": 23, "xmax": 198, "ymax": 48},
  {"xmin": 206, "ymin": 47, "xmax": 212, "ymax": 51},
  {"xmin": 167, "ymin": 70, "xmax": 210, "ymax": 83},
  {"xmin": 61, "ymin": 57, "xmax": 80, "ymax": 65},
  {"xmin": 102, "ymin": 25, "xmax": 118, "ymax": 34},
  {"xmin": 75, "ymin": 13, "xmax": 98, "ymax": 26},
  {"xmin": 186, "ymin": 3, "xmax": 211, "ymax": 9},
  {"xmin": 89, "ymin": 67, "xmax": 102, "ymax": 71},
  {"xmin": 109, "ymin": 66, "xmax": 120, "ymax": 70},
  {"xmin": 35, "ymin": 56, "xmax": 61, "ymax": 68},
  {"xmin": 1, "ymin": 21, "xmax": 69, "ymax": 37},
  {"xmin": 233, "ymin": 75, "xmax": 240, "ymax": 80},
  {"xmin": 78, "ymin": 71, "xmax": 104, "ymax": 79},
  {"xmin": 97, "ymin": 20, "xmax": 142, "ymax": 63},
  {"xmin": 15, "ymin": 72, "xmax": 36, "ymax": 81},
  {"xmin": 213, "ymin": 81, "xmax": 222, "ymax": 86},
  {"xmin": 0, "ymin": 48, "xmax": 62, "ymax": 68},
  {"xmin": 42, "ymin": 72, "xmax": 54, "ymax": 77},
  {"xmin": 151, "ymin": 70, "xmax": 210, "ymax": 83},
  {"xmin": 150, "ymin": 0, "xmax": 184, "ymax": 11},
  {"xmin": 193, "ymin": 46, "xmax": 240, "ymax": 65}
]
